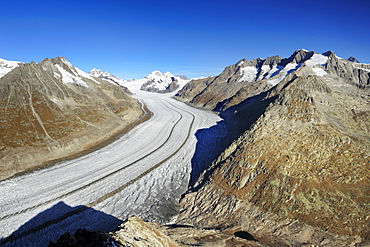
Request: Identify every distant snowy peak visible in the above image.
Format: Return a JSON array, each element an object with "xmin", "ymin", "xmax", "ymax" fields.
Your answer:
[
  {"xmin": 145, "ymin": 70, "xmax": 165, "ymax": 79},
  {"xmin": 145, "ymin": 70, "xmax": 177, "ymax": 81},
  {"xmin": 140, "ymin": 70, "xmax": 190, "ymax": 93},
  {"xmin": 0, "ymin": 58, "xmax": 23, "ymax": 78},
  {"xmin": 89, "ymin": 68, "xmax": 126, "ymax": 86},
  {"xmin": 89, "ymin": 68, "xmax": 116, "ymax": 79}
]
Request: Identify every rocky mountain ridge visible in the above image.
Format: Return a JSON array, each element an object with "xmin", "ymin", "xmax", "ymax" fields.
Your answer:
[
  {"xmin": 173, "ymin": 49, "xmax": 370, "ymax": 246},
  {"xmin": 0, "ymin": 57, "xmax": 144, "ymax": 180},
  {"xmin": 175, "ymin": 49, "xmax": 369, "ymax": 111}
]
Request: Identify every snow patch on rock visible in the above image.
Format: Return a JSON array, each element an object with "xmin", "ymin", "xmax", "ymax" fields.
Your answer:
[{"xmin": 0, "ymin": 58, "xmax": 23, "ymax": 78}]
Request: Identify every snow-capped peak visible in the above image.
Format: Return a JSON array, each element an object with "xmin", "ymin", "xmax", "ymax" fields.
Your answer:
[
  {"xmin": 163, "ymin": 71, "xmax": 175, "ymax": 78},
  {"xmin": 42, "ymin": 57, "xmax": 100, "ymax": 87},
  {"xmin": 89, "ymin": 68, "xmax": 126, "ymax": 86},
  {"xmin": 0, "ymin": 58, "xmax": 23, "ymax": 78},
  {"xmin": 89, "ymin": 68, "xmax": 114, "ymax": 78},
  {"xmin": 136, "ymin": 70, "xmax": 190, "ymax": 93},
  {"xmin": 145, "ymin": 70, "xmax": 164, "ymax": 80}
]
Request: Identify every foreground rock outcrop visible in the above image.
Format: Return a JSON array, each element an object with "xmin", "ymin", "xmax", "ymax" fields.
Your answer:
[
  {"xmin": 0, "ymin": 57, "xmax": 145, "ymax": 180},
  {"xmin": 114, "ymin": 216, "xmax": 267, "ymax": 246},
  {"xmin": 50, "ymin": 216, "xmax": 267, "ymax": 246}
]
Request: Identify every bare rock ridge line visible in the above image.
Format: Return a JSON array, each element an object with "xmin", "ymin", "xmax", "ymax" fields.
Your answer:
[
  {"xmin": 0, "ymin": 57, "xmax": 144, "ymax": 180},
  {"xmin": 0, "ymin": 100, "xmax": 196, "ymax": 245}
]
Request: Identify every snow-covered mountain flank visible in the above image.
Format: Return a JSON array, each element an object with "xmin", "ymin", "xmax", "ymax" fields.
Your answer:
[{"xmin": 0, "ymin": 58, "xmax": 23, "ymax": 78}]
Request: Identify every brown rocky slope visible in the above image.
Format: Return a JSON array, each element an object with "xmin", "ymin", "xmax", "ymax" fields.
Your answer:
[
  {"xmin": 175, "ymin": 52, "xmax": 370, "ymax": 246},
  {"xmin": 0, "ymin": 57, "xmax": 144, "ymax": 180}
]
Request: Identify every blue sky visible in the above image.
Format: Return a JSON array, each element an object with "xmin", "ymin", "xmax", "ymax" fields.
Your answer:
[{"xmin": 1, "ymin": 0, "xmax": 369, "ymax": 79}]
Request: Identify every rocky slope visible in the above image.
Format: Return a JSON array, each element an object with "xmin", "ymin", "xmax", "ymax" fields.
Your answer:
[
  {"xmin": 0, "ymin": 57, "xmax": 144, "ymax": 180},
  {"xmin": 174, "ymin": 50, "xmax": 370, "ymax": 246}
]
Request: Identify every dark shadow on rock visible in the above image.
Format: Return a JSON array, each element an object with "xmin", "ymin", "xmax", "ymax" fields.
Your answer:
[
  {"xmin": 49, "ymin": 228, "xmax": 119, "ymax": 247},
  {"xmin": 0, "ymin": 201, "xmax": 122, "ymax": 247},
  {"xmin": 189, "ymin": 120, "xmax": 230, "ymax": 187},
  {"xmin": 189, "ymin": 90, "xmax": 278, "ymax": 192},
  {"xmin": 234, "ymin": 231, "xmax": 257, "ymax": 241}
]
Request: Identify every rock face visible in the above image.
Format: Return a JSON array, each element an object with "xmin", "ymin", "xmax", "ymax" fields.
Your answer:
[
  {"xmin": 111, "ymin": 216, "xmax": 180, "ymax": 247},
  {"xmin": 348, "ymin": 56, "xmax": 360, "ymax": 63},
  {"xmin": 175, "ymin": 50, "xmax": 370, "ymax": 246},
  {"xmin": 0, "ymin": 57, "xmax": 144, "ymax": 180}
]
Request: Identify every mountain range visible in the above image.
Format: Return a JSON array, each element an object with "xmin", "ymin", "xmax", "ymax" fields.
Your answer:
[
  {"xmin": 88, "ymin": 68, "xmax": 190, "ymax": 94},
  {"xmin": 1, "ymin": 49, "xmax": 369, "ymax": 246}
]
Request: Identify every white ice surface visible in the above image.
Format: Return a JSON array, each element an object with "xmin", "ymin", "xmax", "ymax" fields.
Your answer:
[
  {"xmin": 0, "ymin": 58, "xmax": 22, "ymax": 78},
  {"xmin": 305, "ymin": 54, "xmax": 328, "ymax": 67},
  {"xmin": 238, "ymin": 66, "xmax": 257, "ymax": 82},
  {"xmin": 268, "ymin": 63, "xmax": 299, "ymax": 86},
  {"xmin": 0, "ymin": 84, "xmax": 225, "ymax": 246},
  {"xmin": 55, "ymin": 64, "xmax": 89, "ymax": 87},
  {"xmin": 312, "ymin": 67, "xmax": 327, "ymax": 76}
]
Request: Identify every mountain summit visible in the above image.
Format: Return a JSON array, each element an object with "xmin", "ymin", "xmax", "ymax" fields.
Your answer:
[{"xmin": 348, "ymin": 56, "xmax": 360, "ymax": 63}]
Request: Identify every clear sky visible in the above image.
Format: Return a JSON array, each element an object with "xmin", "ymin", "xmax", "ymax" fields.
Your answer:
[{"xmin": 1, "ymin": 0, "xmax": 369, "ymax": 79}]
